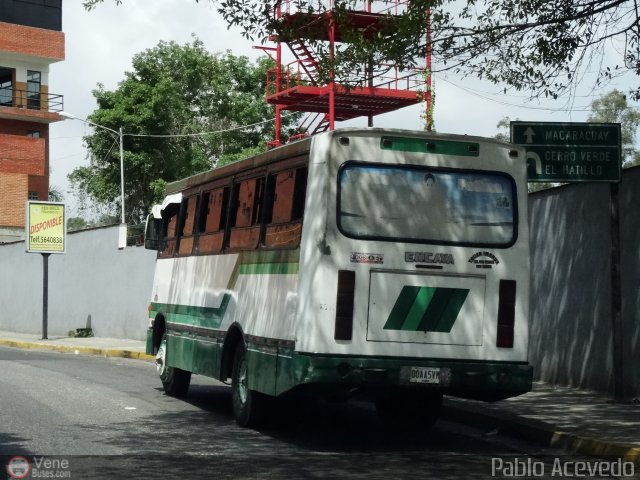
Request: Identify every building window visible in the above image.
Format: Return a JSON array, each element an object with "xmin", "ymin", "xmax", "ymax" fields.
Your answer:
[
  {"xmin": 26, "ymin": 130, "xmax": 41, "ymax": 138},
  {"xmin": 228, "ymin": 177, "xmax": 265, "ymax": 251},
  {"xmin": 262, "ymin": 167, "xmax": 307, "ymax": 248},
  {"xmin": 27, "ymin": 70, "xmax": 41, "ymax": 110},
  {"xmin": 0, "ymin": 67, "xmax": 13, "ymax": 107},
  {"xmin": 28, "ymin": 191, "xmax": 39, "ymax": 200},
  {"xmin": 197, "ymin": 186, "xmax": 230, "ymax": 254}
]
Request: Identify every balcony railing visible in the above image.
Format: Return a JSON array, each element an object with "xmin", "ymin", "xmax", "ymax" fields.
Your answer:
[
  {"xmin": 266, "ymin": 60, "xmax": 424, "ymax": 97},
  {"xmin": 280, "ymin": 0, "xmax": 409, "ymax": 15},
  {"xmin": 0, "ymin": 86, "xmax": 64, "ymax": 113}
]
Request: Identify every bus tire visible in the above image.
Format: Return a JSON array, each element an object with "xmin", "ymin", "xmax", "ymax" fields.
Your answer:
[
  {"xmin": 376, "ymin": 390, "xmax": 442, "ymax": 430},
  {"xmin": 156, "ymin": 336, "xmax": 191, "ymax": 397},
  {"xmin": 231, "ymin": 344, "xmax": 267, "ymax": 428}
]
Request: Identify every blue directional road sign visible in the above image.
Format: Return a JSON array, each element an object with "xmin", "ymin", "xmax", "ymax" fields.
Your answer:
[{"xmin": 510, "ymin": 122, "xmax": 621, "ymax": 182}]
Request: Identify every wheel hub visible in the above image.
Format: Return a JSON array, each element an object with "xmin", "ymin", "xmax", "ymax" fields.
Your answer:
[
  {"xmin": 156, "ymin": 345, "xmax": 166, "ymax": 376},
  {"xmin": 237, "ymin": 357, "xmax": 248, "ymax": 404}
]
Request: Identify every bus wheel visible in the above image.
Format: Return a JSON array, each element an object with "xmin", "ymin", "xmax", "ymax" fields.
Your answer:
[
  {"xmin": 231, "ymin": 344, "xmax": 267, "ymax": 428},
  {"xmin": 375, "ymin": 390, "xmax": 442, "ymax": 430},
  {"xmin": 156, "ymin": 336, "xmax": 191, "ymax": 397}
]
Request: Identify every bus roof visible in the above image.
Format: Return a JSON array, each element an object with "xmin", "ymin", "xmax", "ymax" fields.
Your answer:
[
  {"xmin": 165, "ymin": 137, "xmax": 312, "ymax": 195},
  {"xmin": 164, "ymin": 128, "xmax": 522, "ymax": 195}
]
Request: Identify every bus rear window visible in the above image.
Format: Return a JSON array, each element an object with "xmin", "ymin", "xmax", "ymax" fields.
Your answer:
[{"xmin": 338, "ymin": 164, "xmax": 516, "ymax": 247}]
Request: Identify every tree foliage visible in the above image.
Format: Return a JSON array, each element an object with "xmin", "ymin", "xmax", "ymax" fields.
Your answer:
[
  {"xmin": 85, "ymin": 0, "xmax": 640, "ymax": 100},
  {"xmin": 69, "ymin": 39, "xmax": 298, "ymax": 223},
  {"xmin": 587, "ymin": 89, "xmax": 640, "ymax": 166},
  {"xmin": 494, "ymin": 116, "xmax": 513, "ymax": 142},
  {"xmin": 66, "ymin": 217, "xmax": 90, "ymax": 231},
  {"xmin": 47, "ymin": 185, "xmax": 64, "ymax": 202}
]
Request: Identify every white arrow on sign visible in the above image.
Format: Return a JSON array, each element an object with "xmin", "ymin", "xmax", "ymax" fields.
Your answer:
[
  {"xmin": 526, "ymin": 151, "xmax": 542, "ymax": 175},
  {"xmin": 523, "ymin": 127, "xmax": 536, "ymax": 144}
]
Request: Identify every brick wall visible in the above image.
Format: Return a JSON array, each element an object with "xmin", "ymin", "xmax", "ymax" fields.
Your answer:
[
  {"xmin": 0, "ymin": 120, "xmax": 49, "ymax": 226},
  {"xmin": 0, "ymin": 22, "xmax": 64, "ymax": 60},
  {"xmin": 0, "ymin": 172, "xmax": 27, "ymax": 227},
  {"xmin": 0, "ymin": 134, "xmax": 45, "ymax": 176},
  {"xmin": 0, "ymin": 119, "xmax": 49, "ymax": 138},
  {"xmin": 28, "ymin": 174, "xmax": 48, "ymax": 201}
]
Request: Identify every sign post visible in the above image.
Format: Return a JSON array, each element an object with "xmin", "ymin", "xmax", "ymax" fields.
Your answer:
[
  {"xmin": 25, "ymin": 201, "xmax": 66, "ymax": 340},
  {"xmin": 511, "ymin": 122, "xmax": 625, "ymax": 400}
]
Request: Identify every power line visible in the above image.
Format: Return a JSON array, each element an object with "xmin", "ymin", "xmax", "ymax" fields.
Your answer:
[
  {"xmin": 50, "ymin": 152, "xmax": 85, "ymax": 162},
  {"xmin": 435, "ymin": 75, "xmax": 640, "ymax": 113},
  {"xmin": 435, "ymin": 75, "xmax": 598, "ymax": 112},
  {"xmin": 125, "ymin": 111, "xmax": 298, "ymax": 139}
]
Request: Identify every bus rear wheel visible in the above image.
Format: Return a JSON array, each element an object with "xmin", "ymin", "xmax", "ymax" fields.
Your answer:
[
  {"xmin": 231, "ymin": 344, "xmax": 267, "ymax": 428},
  {"xmin": 375, "ymin": 390, "xmax": 442, "ymax": 430},
  {"xmin": 156, "ymin": 337, "xmax": 191, "ymax": 397}
]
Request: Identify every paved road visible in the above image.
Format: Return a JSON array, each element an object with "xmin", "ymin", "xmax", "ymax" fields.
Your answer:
[{"xmin": 0, "ymin": 346, "xmax": 582, "ymax": 479}]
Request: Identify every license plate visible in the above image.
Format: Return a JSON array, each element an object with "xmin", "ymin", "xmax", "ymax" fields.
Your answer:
[{"xmin": 409, "ymin": 366, "xmax": 440, "ymax": 384}]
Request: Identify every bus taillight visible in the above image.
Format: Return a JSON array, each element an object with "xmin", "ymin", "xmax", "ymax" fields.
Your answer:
[
  {"xmin": 335, "ymin": 270, "xmax": 355, "ymax": 341},
  {"xmin": 496, "ymin": 280, "xmax": 516, "ymax": 348}
]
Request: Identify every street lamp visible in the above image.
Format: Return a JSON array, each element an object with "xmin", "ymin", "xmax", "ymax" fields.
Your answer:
[{"xmin": 60, "ymin": 111, "xmax": 127, "ymax": 248}]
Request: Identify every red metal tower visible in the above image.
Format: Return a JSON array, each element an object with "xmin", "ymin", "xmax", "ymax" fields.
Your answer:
[{"xmin": 259, "ymin": 0, "xmax": 431, "ymax": 148}]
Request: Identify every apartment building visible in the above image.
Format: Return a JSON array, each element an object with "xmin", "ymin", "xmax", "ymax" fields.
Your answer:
[{"xmin": 0, "ymin": 0, "xmax": 64, "ymax": 242}]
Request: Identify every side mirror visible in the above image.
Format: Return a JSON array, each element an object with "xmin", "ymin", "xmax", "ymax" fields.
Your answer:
[{"xmin": 144, "ymin": 214, "xmax": 163, "ymax": 251}]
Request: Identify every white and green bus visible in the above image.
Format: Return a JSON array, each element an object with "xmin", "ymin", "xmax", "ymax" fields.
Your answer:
[{"xmin": 144, "ymin": 128, "xmax": 533, "ymax": 428}]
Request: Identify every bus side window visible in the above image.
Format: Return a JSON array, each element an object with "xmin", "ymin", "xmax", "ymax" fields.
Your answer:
[
  {"xmin": 177, "ymin": 195, "xmax": 197, "ymax": 256},
  {"xmin": 263, "ymin": 166, "xmax": 307, "ymax": 248},
  {"xmin": 228, "ymin": 177, "xmax": 264, "ymax": 251},
  {"xmin": 198, "ymin": 187, "xmax": 229, "ymax": 254},
  {"xmin": 159, "ymin": 204, "xmax": 179, "ymax": 258}
]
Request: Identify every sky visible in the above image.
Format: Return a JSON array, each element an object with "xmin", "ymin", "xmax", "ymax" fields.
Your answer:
[{"xmin": 48, "ymin": 0, "xmax": 637, "ymax": 218}]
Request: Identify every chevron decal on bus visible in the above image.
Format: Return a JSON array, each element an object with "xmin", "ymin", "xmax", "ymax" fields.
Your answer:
[{"xmin": 383, "ymin": 286, "xmax": 470, "ymax": 332}]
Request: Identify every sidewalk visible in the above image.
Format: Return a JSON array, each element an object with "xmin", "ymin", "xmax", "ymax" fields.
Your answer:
[
  {"xmin": 0, "ymin": 329, "xmax": 154, "ymax": 361},
  {"xmin": 442, "ymin": 383, "xmax": 640, "ymax": 462},
  {"xmin": 1, "ymin": 329, "xmax": 638, "ymax": 462}
]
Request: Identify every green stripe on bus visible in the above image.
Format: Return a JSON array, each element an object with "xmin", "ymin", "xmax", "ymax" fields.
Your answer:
[
  {"xmin": 427, "ymin": 288, "xmax": 469, "ymax": 333},
  {"xmin": 380, "ymin": 136, "xmax": 480, "ymax": 157},
  {"xmin": 151, "ymin": 294, "xmax": 231, "ymax": 329},
  {"xmin": 239, "ymin": 249, "xmax": 300, "ymax": 265},
  {"xmin": 384, "ymin": 286, "xmax": 469, "ymax": 333},
  {"xmin": 228, "ymin": 250, "xmax": 301, "ymax": 289},
  {"xmin": 239, "ymin": 262, "xmax": 299, "ymax": 275},
  {"xmin": 401, "ymin": 286, "xmax": 436, "ymax": 331},
  {"xmin": 384, "ymin": 286, "xmax": 420, "ymax": 330}
]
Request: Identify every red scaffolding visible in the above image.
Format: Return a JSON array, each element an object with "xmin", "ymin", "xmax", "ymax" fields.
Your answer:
[{"xmin": 260, "ymin": 0, "xmax": 431, "ymax": 148}]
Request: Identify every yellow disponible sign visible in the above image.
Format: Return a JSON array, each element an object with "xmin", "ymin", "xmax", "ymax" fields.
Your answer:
[{"xmin": 25, "ymin": 201, "xmax": 66, "ymax": 254}]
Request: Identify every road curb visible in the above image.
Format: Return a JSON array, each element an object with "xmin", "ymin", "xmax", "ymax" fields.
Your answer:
[
  {"xmin": 442, "ymin": 400, "xmax": 640, "ymax": 464},
  {"xmin": 0, "ymin": 338, "xmax": 155, "ymax": 362}
]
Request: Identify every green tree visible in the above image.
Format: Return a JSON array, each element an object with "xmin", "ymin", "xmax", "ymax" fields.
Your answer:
[
  {"xmin": 48, "ymin": 185, "xmax": 64, "ymax": 202},
  {"xmin": 85, "ymin": 1, "xmax": 640, "ymax": 101},
  {"xmin": 587, "ymin": 89, "xmax": 640, "ymax": 167},
  {"xmin": 494, "ymin": 116, "xmax": 513, "ymax": 143},
  {"xmin": 67, "ymin": 217, "xmax": 90, "ymax": 231},
  {"xmin": 69, "ymin": 38, "xmax": 299, "ymax": 223}
]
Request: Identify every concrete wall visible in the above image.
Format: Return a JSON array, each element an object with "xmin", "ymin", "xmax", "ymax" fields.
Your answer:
[
  {"xmin": 528, "ymin": 166, "xmax": 640, "ymax": 397},
  {"xmin": 0, "ymin": 225, "xmax": 156, "ymax": 340},
  {"xmin": 619, "ymin": 167, "xmax": 640, "ymax": 398}
]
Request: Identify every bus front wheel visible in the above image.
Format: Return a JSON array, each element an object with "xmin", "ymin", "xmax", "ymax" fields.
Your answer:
[
  {"xmin": 156, "ymin": 337, "xmax": 191, "ymax": 397},
  {"xmin": 231, "ymin": 344, "xmax": 267, "ymax": 428}
]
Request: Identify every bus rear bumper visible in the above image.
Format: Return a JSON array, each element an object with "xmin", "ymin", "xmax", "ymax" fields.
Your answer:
[{"xmin": 286, "ymin": 354, "xmax": 533, "ymax": 402}]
